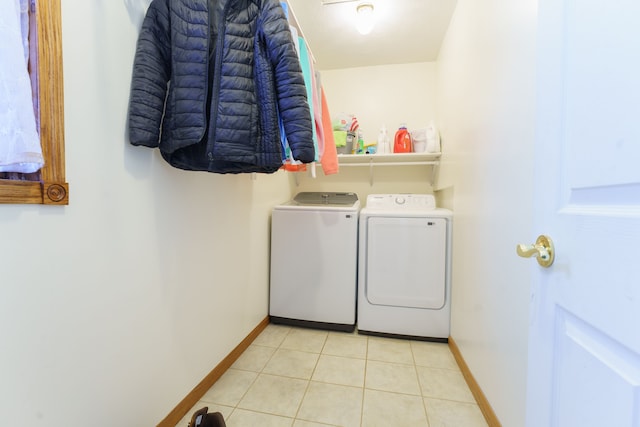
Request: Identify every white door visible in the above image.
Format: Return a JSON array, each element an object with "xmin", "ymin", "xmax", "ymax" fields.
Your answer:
[{"xmin": 526, "ymin": 1, "xmax": 640, "ymax": 426}]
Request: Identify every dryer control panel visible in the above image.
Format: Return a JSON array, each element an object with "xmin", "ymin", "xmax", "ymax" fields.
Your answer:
[{"xmin": 365, "ymin": 194, "xmax": 436, "ymax": 210}]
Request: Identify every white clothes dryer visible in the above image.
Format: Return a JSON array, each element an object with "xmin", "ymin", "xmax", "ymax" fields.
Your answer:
[
  {"xmin": 270, "ymin": 192, "xmax": 360, "ymax": 332},
  {"xmin": 358, "ymin": 194, "xmax": 452, "ymax": 341}
]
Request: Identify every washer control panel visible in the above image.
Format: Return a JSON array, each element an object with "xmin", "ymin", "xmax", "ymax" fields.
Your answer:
[{"xmin": 366, "ymin": 194, "xmax": 436, "ymax": 210}]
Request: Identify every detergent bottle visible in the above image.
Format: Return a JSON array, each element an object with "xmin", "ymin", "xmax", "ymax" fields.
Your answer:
[
  {"xmin": 393, "ymin": 124, "xmax": 412, "ymax": 153},
  {"xmin": 377, "ymin": 125, "xmax": 389, "ymax": 154}
]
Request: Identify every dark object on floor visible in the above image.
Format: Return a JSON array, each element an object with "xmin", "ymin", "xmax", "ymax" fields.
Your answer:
[{"xmin": 187, "ymin": 407, "xmax": 226, "ymax": 427}]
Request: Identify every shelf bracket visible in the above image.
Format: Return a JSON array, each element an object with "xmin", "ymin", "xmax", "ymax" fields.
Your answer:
[
  {"xmin": 369, "ymin": 159, "xmax": 374, "ymax": 186},
  {"xmin": 431, "ymin": 161, "xmax": 440, "ymax": 187}
]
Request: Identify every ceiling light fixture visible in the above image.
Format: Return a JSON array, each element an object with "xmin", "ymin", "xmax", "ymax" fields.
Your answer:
[{"xmin": 355, "ymin": 3, "xmax": 375, "ymax": 35}]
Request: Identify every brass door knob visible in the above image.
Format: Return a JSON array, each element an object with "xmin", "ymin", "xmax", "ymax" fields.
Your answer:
[{"xmin": 517, "ymin": 235, "xmax": 555, "ymax": 268}]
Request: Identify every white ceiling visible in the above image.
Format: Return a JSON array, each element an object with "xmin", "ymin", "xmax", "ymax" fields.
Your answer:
[{"xmin": 286, "ymin": 0, "xmax": 458, "ymax": 70}]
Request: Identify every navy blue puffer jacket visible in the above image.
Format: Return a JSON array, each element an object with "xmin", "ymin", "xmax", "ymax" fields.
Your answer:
[{"xmin": 128, "ymin": 0, "xmax": 315, "ymax": 173}]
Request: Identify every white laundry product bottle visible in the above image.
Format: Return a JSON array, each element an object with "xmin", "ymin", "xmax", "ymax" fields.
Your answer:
[
  {"xmin": 377, "ymin": 125, "xmax": 389, "ymax": 154},
  {"xmin": 426, "ymin": 121, "xmax": 441, "ymax": 153}
]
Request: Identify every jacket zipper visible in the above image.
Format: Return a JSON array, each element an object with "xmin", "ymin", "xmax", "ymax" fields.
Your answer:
[{"xmin": 207, "ymin": 0, "xmax": 232, "ymax": 160}]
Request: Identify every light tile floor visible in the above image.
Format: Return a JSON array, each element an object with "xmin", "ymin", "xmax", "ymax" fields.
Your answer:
[{"xmin": 176, "ymin": 324, "xmax": 489, "ymax": 427}]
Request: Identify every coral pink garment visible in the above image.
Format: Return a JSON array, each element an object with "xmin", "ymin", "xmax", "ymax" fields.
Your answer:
[
  {"xmin": 319, "ymin": 87, "xmax": 339, "ymax": 175},
  {"xmin": 281, "ymin": 163, "xmax": 307, "ymax": 172},
  {"xmin": 311, "ymin": 70, "xmax": 323, "ymax": 158}
]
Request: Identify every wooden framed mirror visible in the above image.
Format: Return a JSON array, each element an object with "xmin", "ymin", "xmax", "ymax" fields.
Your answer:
[{"xmin": 0, "ymin": 0, "xmax": 68, "ymax": 205}]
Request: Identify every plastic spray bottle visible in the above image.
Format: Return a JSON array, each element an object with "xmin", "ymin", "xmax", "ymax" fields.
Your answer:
[{"xmin": 377, "ymin": 125, "xmax": 389, "ymax": 154}]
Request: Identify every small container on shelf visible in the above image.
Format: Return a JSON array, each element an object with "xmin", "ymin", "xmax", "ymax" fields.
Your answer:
[
  {"xmin": 410, "ymin": 128, "xmax": 427, "ymax": 153},
  {"xmin": 377, "ymin": 125, "xmax": 389, "ymax": 154},
  {"xmin": 393, "ymin": 124, "xmax": 413, "ymax": 153}
]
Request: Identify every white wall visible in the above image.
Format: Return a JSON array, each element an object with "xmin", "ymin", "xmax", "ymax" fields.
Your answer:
[
  {"xmin": 321, "ymin": 62, "xmax": 438, "ymax": 143},
  {"xmin": 0, "ymin": 3, "xmax": 292, "ymax": 426},
  {"xmin": 296, "ymin": 62, "xmax": 437, "ymax": 199},
  {"xmin": 436, "ymin": 0, "xmax": 538, "ymax": 426}
]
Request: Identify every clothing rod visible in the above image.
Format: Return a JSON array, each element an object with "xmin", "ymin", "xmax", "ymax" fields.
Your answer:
[
  {"xmin": 283, "ymin": 0, "xmax": 317, "ymax": 64},
  {"xmin": 338, "ymin": 161, "xmax": 440, "ymax": 167},
  {"xmin": 321, "ymin": 0, "xmax": 360, "ymax": 4}
]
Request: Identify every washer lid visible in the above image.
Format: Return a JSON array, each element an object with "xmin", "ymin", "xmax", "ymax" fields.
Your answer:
[{"xmin": 292, "ymin": 192, "xmax": 359, "ymax": 206}]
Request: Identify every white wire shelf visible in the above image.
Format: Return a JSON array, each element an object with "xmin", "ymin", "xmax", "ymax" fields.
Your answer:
[
  {"xmin": 335, "ymin": 152, "xmax": 441, "ymax": 185},
  {"xmin": 337, "ymin": 152, "xmax": 441, "ymax": 166}
]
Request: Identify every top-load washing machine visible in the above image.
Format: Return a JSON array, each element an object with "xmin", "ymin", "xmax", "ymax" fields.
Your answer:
[
  {"xmin": 358, "ymin": 194, "xmax": 452, "ymax": 341},
  {"xmin": 270, "ymin": 192, "xmax": 360, "ymax": 332}
]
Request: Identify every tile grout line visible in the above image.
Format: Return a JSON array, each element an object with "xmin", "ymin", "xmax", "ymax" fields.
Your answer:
[
  {"xmin": 411, "ymin": 341, "xmax": 432, "ymax": 427},
  {"xmin": 290, "ymin": 328, "xmax": 330, "ymax": 425},
  {"xmin": 227, "ymin": 351, "xmax": 268, "ymax": 420},
  {"xmin": 232, "ymin": 325, "xmax": 292, "ymax": 422},
  {"xmin": 359, "ymin": 334, "xmax": 370, "ymax": 427}
]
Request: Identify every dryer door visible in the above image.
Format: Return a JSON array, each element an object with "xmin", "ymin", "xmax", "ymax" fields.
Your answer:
[{"xmin": 365, "ymin": 216, "xmax": 447, "ymax": 309}]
